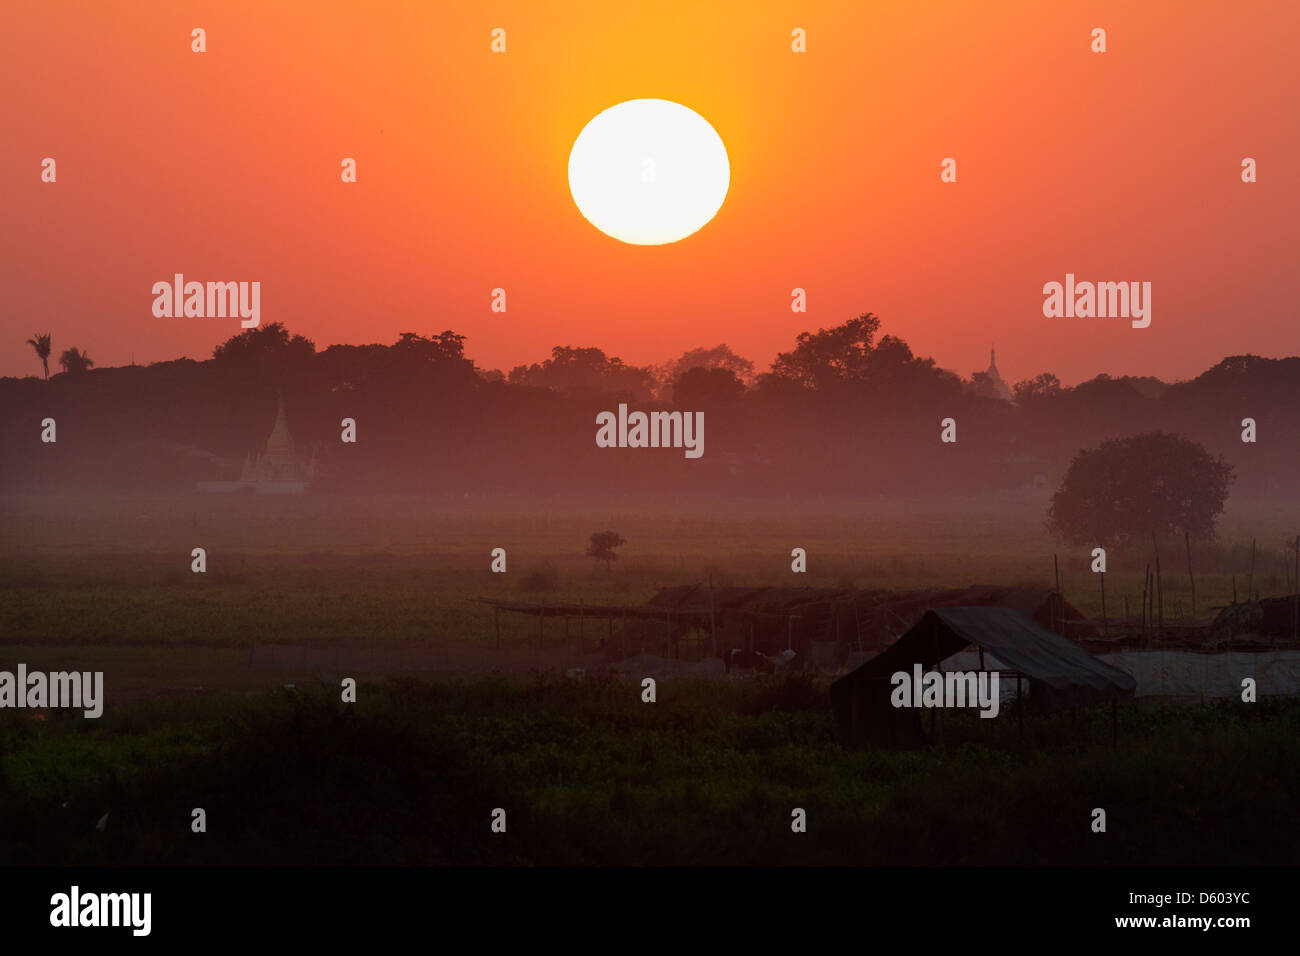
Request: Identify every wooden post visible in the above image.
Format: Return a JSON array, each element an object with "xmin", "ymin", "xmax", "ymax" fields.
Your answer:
[
  {"xmin": 709, "ymin": 574, "xmax": 717, "ymax": 659},
  {"xmin": 1099, "ymin": 571, "xmax": 1108, "ymax": 637},
  {"xmin": 930, "ymin": 623, "xmax": 942, "ymax": 743},
  {"xmin": 1147, "ymin": 568, "xmax": 1155, "ymax": 646},
  {"xmin": 1053, "ymin": 554, "xmax": 1062, "ymax": 634},
  {"xmin": 1249, "ymin": 537, "xmax": 1256, "ymax": 601},
  {"xmin": 1185, "ymin": 531, "xmax": 1196, "ymax": 618},
  {"xmin": 852, "ymin": 598, "xmax": 862, "ymax": 652},
  {"xmin": 1017, "ymin": 674, "xmax": 1024, "ymax": 742},
  {"xmin": 1141, "ymin": 564, "xmax": 1150, "ymax": 641},
  {"xmin": 1152, "ymin": 530, "xmax": 1164, "ymax": 638}
]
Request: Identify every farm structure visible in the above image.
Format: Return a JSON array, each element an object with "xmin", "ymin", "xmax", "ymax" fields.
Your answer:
[
  {"xmin": 830, "ymin": 607, "xmax": 1137, "ymax": 749},
  {"xmin": 478, "ymin": 584, "xmax": 1091, "ymax": 668}
]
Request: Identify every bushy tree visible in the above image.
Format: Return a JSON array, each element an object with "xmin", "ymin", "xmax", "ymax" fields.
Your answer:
[
  {"xmin": 1013, "ymin": 372, "xmax": 1062, "ymax": 403},
  {"xmin": 57, "ymin": 346, "xmax": 93, "ymax": 376},
  {"xmin": 213, "ymin": 322, "xmax": 315, "ymax": 364},
  {"xmin": 769, "ymin": 313, "xmax": 881, "ymax": 390},
  {"xmin": 587, "ymin": 531, "xmax": 625, "ymax": 570},
  {"xmin": 657, "ymin": 345, "xmax": 755, "ymax": 392},
  {"xmin": 672, "ymin": 366, "xmax": 745, "ymax": 406},
  {"xmin": 509, "ymin": 346, "xmax": 654, "ymax": 399},
  {"xmin": 1047, "ymin": 432, "xmax": 1234, "ymax": 545}
]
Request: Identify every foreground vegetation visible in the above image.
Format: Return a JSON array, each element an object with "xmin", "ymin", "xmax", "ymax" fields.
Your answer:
[{"xmin": 1, "ymin": 676, "xmax": 1296, "ymax": 866}]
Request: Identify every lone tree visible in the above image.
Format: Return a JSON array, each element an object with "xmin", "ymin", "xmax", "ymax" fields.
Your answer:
[
  {"xmin": 25, "ymin": 333, "xmax": 52, "ymax": 380},
  {"xmin": 1047, "ymin": 432, "xmax": 1234, "ymax": 546},
  {"xmin": 58, "ymin": 346, "xmax": 94, "ymax": 376},
  {"xmin": 587, "ymin": 531, "xmax": 625, "ymax": 571}
]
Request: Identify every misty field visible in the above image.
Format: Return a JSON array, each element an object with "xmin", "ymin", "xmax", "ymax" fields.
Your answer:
[
  {"xmin": 1, "ymin": 676, "xmax": 1297, "ymax": 866},
  {"xmin": 3, "ymin": 492, "xmax": 1298, "ymax": 652},
  {"xmin": 3, "ymin": 493, "xmax": 1298, "ymax": 866}
]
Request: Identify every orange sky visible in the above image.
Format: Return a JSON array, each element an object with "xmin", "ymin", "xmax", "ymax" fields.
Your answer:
[{"xmin": 2, "ymin": 0, "xmax": 1297, "ymax": 385}]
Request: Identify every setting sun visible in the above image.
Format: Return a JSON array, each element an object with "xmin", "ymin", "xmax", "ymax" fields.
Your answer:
[{"xmin": 567, "ymin": 98, "xmax": 730, "ymax": 245}]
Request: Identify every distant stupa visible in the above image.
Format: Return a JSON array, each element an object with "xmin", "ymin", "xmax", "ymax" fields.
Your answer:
[
  {"xmin": 195, "ymin": 397, "xmax": 315, "ymax": 494},
  {"xmin": 239, "ymin": 397, "xmax": 314, "ymax": 491},
  {"xmin": 981, "ymin": 347, "xmax": 1014, "ymax": 402}
]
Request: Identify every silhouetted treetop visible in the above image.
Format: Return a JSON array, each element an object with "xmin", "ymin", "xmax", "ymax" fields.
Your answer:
[
  {"xmin": 1047, "ymin": 432, "xmax": 1234, "ymax": 546},
  {"xmin": 213, "ymin": 322, "xmax": 315, "ymax": 364},
  {"xmin": 673, "ymin": 366, "xmax": 745, "ymax": 407},
  {"xmin": 769, "ymin": 312, "xmax": 881, "ymax": 390},
  {"xmin": 509, "ymin": 346, "xmax": 655, "ymax": 399},
  {"xmin": 657, "ymin": 345, "xmax": 755, "ymax": 392}
]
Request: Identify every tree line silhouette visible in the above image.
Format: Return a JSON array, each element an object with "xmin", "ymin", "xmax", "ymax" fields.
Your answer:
[{"xmin": 3, "ymin": 314, "xmax": 1297, "ymax": 499}]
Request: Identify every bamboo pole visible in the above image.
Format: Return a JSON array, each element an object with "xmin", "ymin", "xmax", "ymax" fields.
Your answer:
[
  {"xmin": 709, "ymin": 574, "xmax": 717, "ymax": 660},
  {"xmin": 1249, "ymin": 537, "xmax": 1256, "ymax": 601},
  {"xmin": 852, "ymin": 598, "xmax": 862, "ymax": 652},
  {"xmin": 1141, "ymin": 564, "xmax": 1150, "ymax": 641},
  {"xmin": 1147, "ymin": 568, "xmax": 1155, "ymax": 646},
  {"xmin": 1017, "ymin": 674, "xmax": 1024, "ymax": 742},
  {"xmin": 1152, "ymin": 531, "xmax": 1164, "ymax": 638},
  {"xmin": 1100, "ymin": 571, "xmax": 1108, "ymax": 637},
  {"xmin": 1053, "ymin": 554, "xmax": 1062, "ymax": 635}
]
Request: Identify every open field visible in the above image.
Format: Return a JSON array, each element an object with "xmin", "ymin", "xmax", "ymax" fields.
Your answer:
[
  {"xmin": 1, "ymin": 677, "xmax": 1297, "ymax": 866},
  {"xmin": 3, "ymin": 493, "xmax": 1298, "ymax": 653},
  {"xmin": 2, "ymin": 493, "xmax": 1298, "ymax": 866}
]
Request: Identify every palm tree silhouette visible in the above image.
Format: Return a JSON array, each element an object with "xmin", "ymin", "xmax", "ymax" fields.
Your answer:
[
  {"xmin": 25, "ymin": 332, "xmax": 52, "ymax": 380},
  {"xmin": 58, "ymin": 346, "xmax": 94, "ymax": 376}
]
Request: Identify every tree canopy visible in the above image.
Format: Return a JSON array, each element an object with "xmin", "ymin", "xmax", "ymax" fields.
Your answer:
[{"xmin": 1047, "ymin": 432, "xmax": 1234, "ymax": 546}]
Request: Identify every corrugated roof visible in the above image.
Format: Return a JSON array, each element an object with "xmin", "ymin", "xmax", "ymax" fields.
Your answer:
[{"xmin": 843, "ymin": 607, "xmax": 1135, "ymax": 696}]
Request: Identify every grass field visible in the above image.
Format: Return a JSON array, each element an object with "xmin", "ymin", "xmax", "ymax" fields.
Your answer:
[
  {"xmin": 2, "ymin": 491, "xmax": 1297, "ymax": 866},
  {"xmin": 3, "ymin": 492, "xmax": 1297, "ymax": 650},
  {"xmin": 1, "ymin": 677, "xmax": 1296, "ymax": 866}
]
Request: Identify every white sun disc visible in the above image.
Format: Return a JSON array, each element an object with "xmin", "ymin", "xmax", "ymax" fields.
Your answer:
[{"xmin": 568, "ymin": 98, "xmax": 730, "ymax": 245}]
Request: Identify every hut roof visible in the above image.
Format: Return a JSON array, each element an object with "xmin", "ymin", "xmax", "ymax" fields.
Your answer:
[
  {"xmin": 835, "ymin": 607, "xmax": 1135, "ymax": 696},
  {"xmin": 829, "ymin": 607, "xmax": 1134, "ymax": 746}
]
